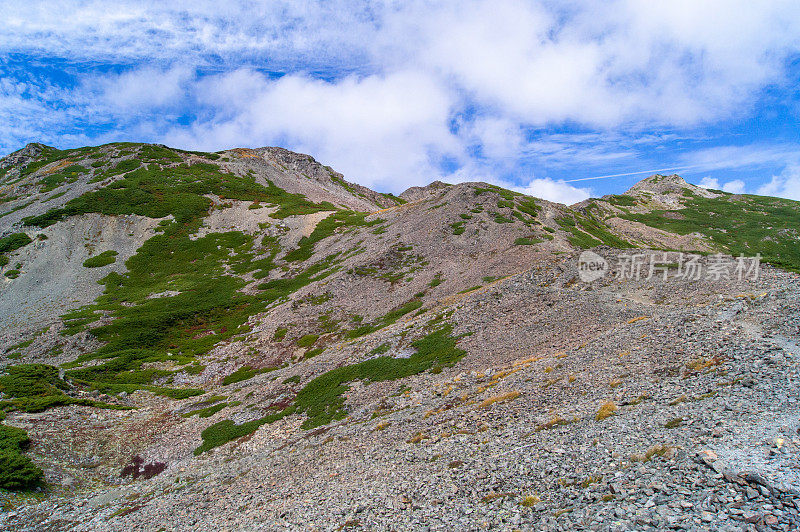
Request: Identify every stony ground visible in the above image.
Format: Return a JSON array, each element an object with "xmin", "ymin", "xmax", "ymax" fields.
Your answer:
[{"xmin": 3, "ymin": 254, "xmax": 798, "ymax": 531}]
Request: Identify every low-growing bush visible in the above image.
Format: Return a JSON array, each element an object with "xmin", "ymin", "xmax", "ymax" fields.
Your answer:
[{"xmin": 83, "ymin": 250, "xmax": 118, "ymax": 268}]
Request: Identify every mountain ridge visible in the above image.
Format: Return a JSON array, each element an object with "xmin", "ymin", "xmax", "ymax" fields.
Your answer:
[{"xmin": 0, "ymin": 142, "xmax": 799, "ymax": 530}]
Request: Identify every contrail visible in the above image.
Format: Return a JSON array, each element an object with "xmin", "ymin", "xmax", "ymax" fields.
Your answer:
[{"xmin": 562, "ymin": 165, "xmax": 702, "ymax": 183}]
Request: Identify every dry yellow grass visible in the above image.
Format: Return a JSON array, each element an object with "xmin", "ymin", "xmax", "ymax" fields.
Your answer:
[
  {"xmin": 520, "ymin": 495, "xmax": 540, "ymax": 507},
  {"xmin": 44, "ymin": 159, "xmax": 73, "ymax": 174},
  {"xmin": 513, "ymin": 355, "xmax": 542, "ymax": 367},
  {"xmin": 627, "ymin": 316, "xmax": 649, "ymax": 324},
  {"xmin": 374, "ymin": 421, "xmax": 390, "ymax": 431},
  {"xmin": 595, "ymin": 402, "xmax": 618, "ymax": 421},
  {"xmin": 231, "ymin": 148, "xmax": 260, "ymax": 158},
  {"xmin": 479, "ymin": 390, "xmax": 521, "ymax": 408},
  {"xmin": 406, "ymin": 432, "xmax": 428, "ymax": 444}
]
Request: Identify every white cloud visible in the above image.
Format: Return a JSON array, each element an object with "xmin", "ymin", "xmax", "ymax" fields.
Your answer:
[
  {"xmin": 758, "ymin": 166, "xmax": 800, "ymax": 201},
  {"xmin": 682, "ymin": 144, "xmax": 800, "ymax": 172},
  {"xmin": 2, "ymin": 1, "xmax": 800, "ymax": 196},
  {"xmin": 698, "ymin": 177, "xmax": 720, "ymax": 190},
  {"xmin": 511, "ymin": 178, "xmax": 591, "ymax": 206},
  {"xmin": 469, "ymin": 117, "xmax": 524, "ymax": 160},
  {"xmin": 165, "ymin": 69, "xmax": 462, "ymax": 193},
  {"xmin": 698, "ymin": 177, "xmax": 746, "ymax": 194},
  {"xmin": 722, "ymin": 179, "xmax": 745, "ymax": 194},
  {"xmin": 84, "ymin": 66, "xmax": 193, "ymax": 112}
]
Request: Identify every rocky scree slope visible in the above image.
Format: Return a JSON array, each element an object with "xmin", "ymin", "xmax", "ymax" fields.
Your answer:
[{"xmin": 0, "ymin": 143, "xmax": 798, "ymax": 530}]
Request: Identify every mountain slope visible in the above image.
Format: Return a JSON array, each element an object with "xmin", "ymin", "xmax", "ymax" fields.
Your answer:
[{"xmin": 0, "ymin": 145, "xmax": 799, "ymax": 530}]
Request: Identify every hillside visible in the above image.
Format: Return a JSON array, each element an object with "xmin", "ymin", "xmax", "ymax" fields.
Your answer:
[{"xmin": 0, "ymin": 143, "xmax": 799, "ymax": 530}]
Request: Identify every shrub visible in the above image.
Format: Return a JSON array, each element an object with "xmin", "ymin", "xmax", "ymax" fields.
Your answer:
[
  {"xmin": 222, "ymin": 367, "xmax": 258, "ymax": 386},
  {"xmin": 0, "ymin": 233, "xmax": 32, "ymax": 254},
  {"xmin": 83, "ymin": 250, "xmax": 118, "ymax": 268},
  {"xmin": 296, "ymin": 334, "xmax": 319, "ymax": 347},
  {"xmin": 514, "ymin": 236, "xmax": 542, "ymax": 246},
  {"xmin": 0, "ymin": 448, "xmax": 43, "ymax": 490}
]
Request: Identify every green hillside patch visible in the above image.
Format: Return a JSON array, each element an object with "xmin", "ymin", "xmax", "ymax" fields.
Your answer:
[
  {"xmin": 23, "ymin": 160, "xmax": 334, "ymax": 229},
  {"xmin": 345, "ymin": 299, "xmax": 423, "ymax": 339},
  {"xmin": 222, "ymin": 366, "xmax": 275, "ymax": 386},
  {"xmin": 0, "ymin": 424, "xmax": 42, "ymax": 491},
  {"xmin": 194, "ymin": 324, "xmax": 466, "ymax": 454},
  {"xmin": 62, "ymin": 229, "xmax": 280, "ymax": 393},
  {"xmin": 0, "ymin": 233, "xmax": 32, "ymax": 254},
  {"xmin": 284, "ymin": 211, "xmax": 382, "ymax": 262},
  {"xmin": 514, "ymin": 236, "xmax": 543, "ymax": 246},
  {"xmin": 0, "ymin": 364, "xmax": 127, "ymax": 413},
  {"xmin": 83, "ymin": 250, "xmax": 118, "ymax": 268},
  {"xmin": 607, "ymin": 195, "xmax": 637, "ymax": 207},
  {"xmin": 555, "ymin": 215, "xmax": 633, "ymax": 249},
  {"xmin": 62, "ymin": 221, "xmax": 343, "ymax": 396},
  {"xmin": 620, "ymin": 194, "xmax": 800, "ymax": 272},
  {"xmin": 38, "ymin": 164, "xmax": 88, "ymax": 192}
]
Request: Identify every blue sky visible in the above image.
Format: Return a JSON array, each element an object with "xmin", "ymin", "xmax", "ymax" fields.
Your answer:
[{"xmin": 2, "ymin": 1, "xmax": 800, "ymax": 204}]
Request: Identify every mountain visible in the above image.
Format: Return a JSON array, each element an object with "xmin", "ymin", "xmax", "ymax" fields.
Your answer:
[{"xmin": 0, "ymin": 143, "xmax": 799, "ymax": 530}]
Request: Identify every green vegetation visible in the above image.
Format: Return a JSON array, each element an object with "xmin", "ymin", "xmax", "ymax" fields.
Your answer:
[
  {"xmin": 0, "ymin": 364, "xmax": 123, "ymax": 413},
  {"xmin": 195, "ymin": 324, "xmax": 466, "ymax": 454},
  {"xmin": 61, "ymin": 228, "xmax": 281, "ymax": 395},
  {"xmin": 473, "ymin": 184, "xmax": 520, "ymax": 201},
  {"xmin": 182, "ymin": 402, "xmax": 228, "ymax": 418},
  {"xmin": 284, "ymin": 211, "xmax": 381, "ymax": 262},
  {"xmin": 429, "ymin": 274, "xmax": 443, "ymax": 288},
  {"xmin": 381, "ymin": 192, "xmax": 407, "ymax": 205},
  {"xmin": 514, "ymin": 236, "xmax": 543, "ymax": 246},
  {"xmin": 370, "ymin": 343, "xmax": 391, "ymax": 355},
  {"xmin": 607, "ymin": 194, "xmax": 637, "ymax": 207},
  {"xmin": 38, "ymin": 164, "xmax": 88, "ymax": 192},
  {"xmin": 345, "ymin": 299, "xmax": 423, "ymax": 339},
  {"xmin": 0, "ymin": 424, "xmax": 42, "ymax": 490},
  {"xmin": 83, "ymin": 250, "xmax": 118, "ymax": 268},
  {"xmin": 296, "ymin": 334, "xmax": 319, "ymax": 347},
  {"xmin": 451, "ymin": 221, "xmax": 466, "ymax": 235},
  {"xmin": 273, "ymin": 327, "xmax": 288, "ymax": 341},
  {"xmin": 620, "ymin": 194, "xmax": 800, "ymax": 272},
  {"xmin": 555, "ymin": 215, "xmax": 633, "ymax": 249},
  {"xmin": 222, "ymin": 366, "xmax": 261, "ymax": 386},
  {"xmin": 0, "ymin": 233, "xmax": 32, "ymax": 254},
  {"xmin": 23, "ymin": 160, "xmax": 335, "ymax": 229},
  {"xmin": 304, "ymin": 347, "xmax": 324, "ymax": 359}
]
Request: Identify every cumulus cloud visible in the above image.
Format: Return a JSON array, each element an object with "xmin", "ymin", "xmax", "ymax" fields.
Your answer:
[
  {"xmin": 165, "ymin": 69, "xmax": 462, "ymax": 192},
  {"xmin": 698, "ymin": 177, "xmax": 721, "ymax": 189},
  {"xmin": 511, "ymin": 178, "xmax": 592, "ymax": 206},
  {"xmin": 2, "ymin": 1, "xmax": 800, "ymax": 195},
  {"xmin": 721, "ymin": 179, "xmax": 746, "ymax": 194},
  {"xmin": 698, "ymin": 177, "xmax": 746, "ymax": 194},
  {"xmin": 758, "ymin": 166, "xmax": 800, "ymax": 201}
]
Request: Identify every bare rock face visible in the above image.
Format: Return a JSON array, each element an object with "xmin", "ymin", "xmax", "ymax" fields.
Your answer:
[
  {"xmin": 625, "ymin": 173, "xmax": 718, "ymax": 202},
  {"xmin": 0, "ymin": 143, "xmax": 799, "ymax": 531},
  {"xmin": 400, "ymin": 180, "xmax": 453, "ymax": 202},
  {"xmin": 0, "ymin": 142, "xmax": 50, "ymax": 169}
]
